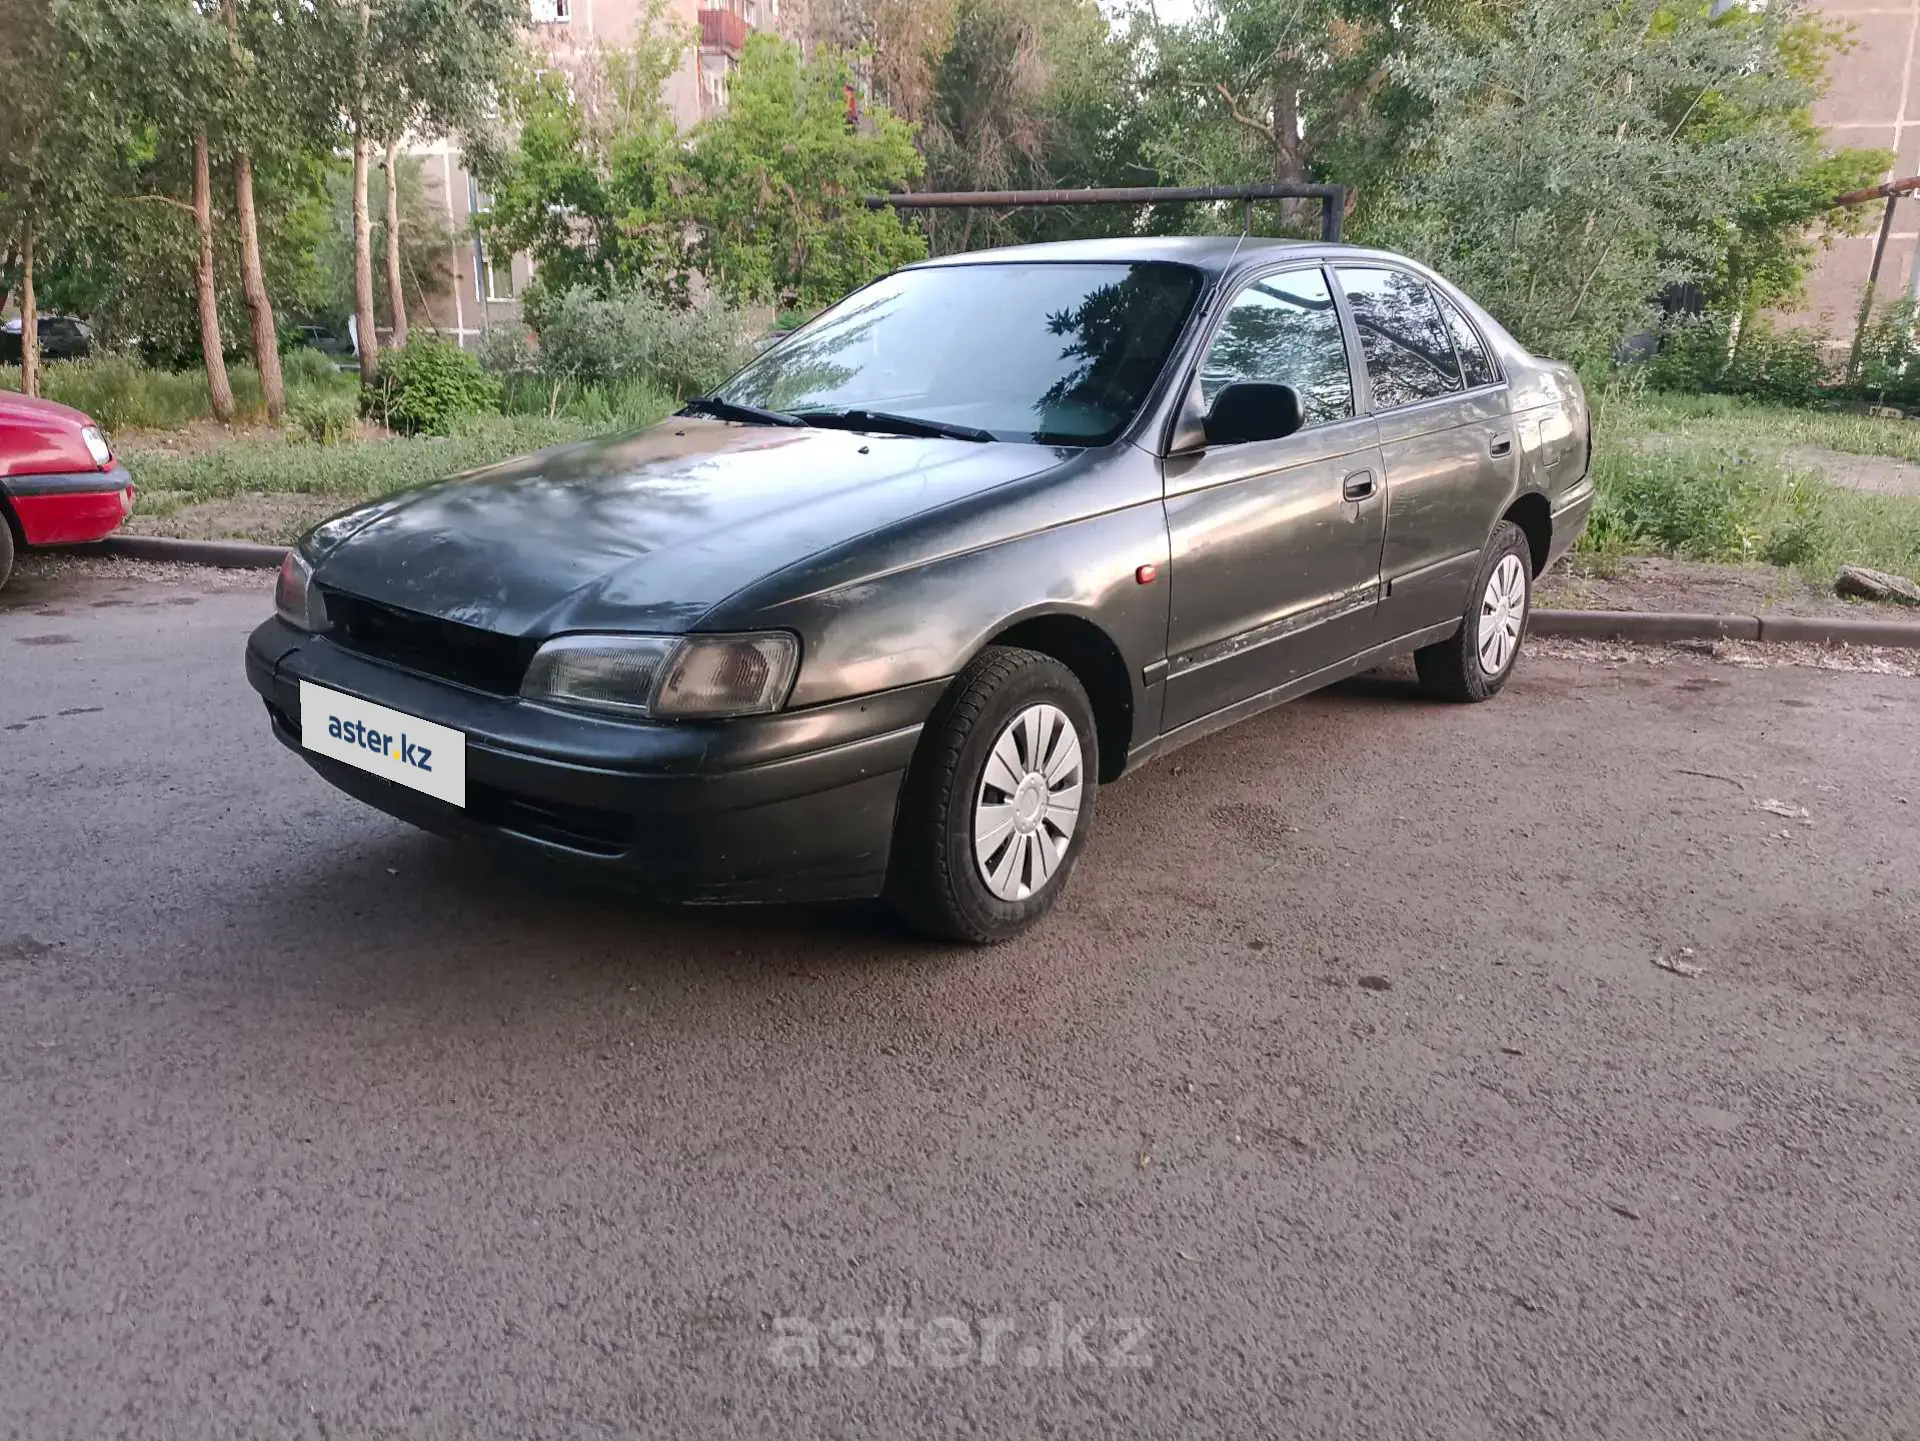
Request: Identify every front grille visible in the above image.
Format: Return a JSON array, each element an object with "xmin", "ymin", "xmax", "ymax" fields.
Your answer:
[
  {"xmin": 468, "ymin": 783, "xmax": 632, "ymax": 856},
  {"xmin": 323, "ymin": 590, "xmax": 530, "ymax": 694}
]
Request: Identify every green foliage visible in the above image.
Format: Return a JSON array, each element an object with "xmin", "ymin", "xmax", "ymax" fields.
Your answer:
[
  {"xmin": 528, "ymin": 287, "xmax": 755, "ymax": 398},
  {"xmin": 682, "ymin": 37, "xmax": 928, "ymax": 307},
  {"xmin": 1851, "ymin": 299, "xmax": 1920, "ymax": 409},
  {"xmin": 1581, "ymin": 393, "xmax": 1920, "ymax": 580},
  {"xmin": 473, "ymin": 30, "xmax": 925, "ymax": 311},
  {"xmin": 281, "ymin": 345, "xmax": 346, "ymax": 388},
  {"xmin": 287, "ymin": 389, "xmax": 360, "ymax": 445},
  {"xmin": 920, "ymin": 0, "xmax": 1149, "ymax": 252},
  {"xmin": 1645, "ymin": 314, "xmax": 1832, "ymax": 409},
  {"xmin": 121, "ymin": 414, "xmax": 610, "ymax": 540},
  {"xmin": 1, "ymin": 352, "xmax": 358, "ymax": 431},
  {"xmin": 1381, "ymin": 0, "xmax": 1855, "ymax": 371},
  {"xmin": 361, "ymin": 338, "xmax": 502, "ymax": 435}
]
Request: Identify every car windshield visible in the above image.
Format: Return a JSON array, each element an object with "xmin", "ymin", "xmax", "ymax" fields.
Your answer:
[{"xmin": 715, "ymin": 261, "xmax": 1203, "ymax": 446}]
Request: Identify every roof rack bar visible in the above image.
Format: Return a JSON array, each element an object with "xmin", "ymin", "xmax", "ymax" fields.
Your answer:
[{"xmin": 864, "ymin": 184, "xmax": 1349, "ymax": 244}]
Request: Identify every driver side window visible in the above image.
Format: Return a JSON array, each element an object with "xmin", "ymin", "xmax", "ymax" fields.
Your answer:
[{"xmin": 1198, "ymin": 268, "xmax": 1355, "ymax": 427}]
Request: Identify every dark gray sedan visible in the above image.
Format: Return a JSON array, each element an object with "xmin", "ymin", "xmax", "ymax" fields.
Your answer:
[{"xmin": 247, "ymin": 238, "xmax": 1592, "ymax": 941}]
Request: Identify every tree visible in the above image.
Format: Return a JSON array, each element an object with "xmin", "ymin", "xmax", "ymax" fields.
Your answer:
[
  {"xmin": 683, "ymin": 36, "xmax": 926, "ymax": 308},
  {"xmin": 922, "ymin": 0, "xmax": 1148, "ymax": 252},
  {"xmin": 1130, "ymin": 0, "xmax": 1478, "ymax": 233},
  {"xmin": 468, "ymin": 9, "xmax": 697, "ymax": 304},
  {"xmin": 341, "ymin": 0, "xmax": 520, "ymax": 379},
  {"xmin": 0, "ymin": 0, "xmax": 126, "ymax": 397},
  {"xmin": 1380, "ymin": 0, "xmax": 1885, "ymax": 370}
]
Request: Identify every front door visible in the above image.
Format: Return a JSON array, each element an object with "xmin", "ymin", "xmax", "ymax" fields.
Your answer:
[{"xmin": 1161, "ymin": 266, "xmax": 1387, "ymax": 732}]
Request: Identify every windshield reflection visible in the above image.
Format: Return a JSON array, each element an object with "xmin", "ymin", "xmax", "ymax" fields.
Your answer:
[{"xmin": 718, "ymin": 262, "xmax": 1202, "ymax": 446}]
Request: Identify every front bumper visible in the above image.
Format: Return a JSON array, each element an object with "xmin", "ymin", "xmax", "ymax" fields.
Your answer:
[
  {"xmin": 2, "ymin": 464, "xmax": 136, "ymax": 545},
  {"xmin": 246, "ymin": 617, "xmax": 942, "ymax": 902}
]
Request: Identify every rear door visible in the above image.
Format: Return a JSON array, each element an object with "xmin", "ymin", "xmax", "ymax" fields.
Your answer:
[
  {"xmin": 1161, "ymin": 265, "xmax": 1386, "ymax": 731},
  {"xmin": 1332, "ymin": 266, "xmax": 1514, "ymax": 643}
]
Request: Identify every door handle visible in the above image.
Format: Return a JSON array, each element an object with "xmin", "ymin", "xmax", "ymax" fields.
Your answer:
[
  {"xmin": 1489, "ymin": 434, "xmax": 1514, "ymax": 458},
  {"xmin": 1342, "ymin": 469, "xmax": 1376, "ymax": 501}
]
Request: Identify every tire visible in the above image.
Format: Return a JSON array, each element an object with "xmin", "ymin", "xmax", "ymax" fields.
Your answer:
[
  {"xmin": 885, "ymin": 646, "xmax": 1099, "ymax": 943},
  {"xmin": 1414, "ymin": 519, "xmax": 1533, "ymax": 703},
  {"xmin": 0, "ymin": 511, "xmax": 15, "ymax": 594}
]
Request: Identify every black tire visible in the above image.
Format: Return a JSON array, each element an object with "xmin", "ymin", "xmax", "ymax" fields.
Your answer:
[
  {"xmin": 885, "ymin": 645, "xmax": 1099, "ymax": 943},
  {"xmin": 1414, "ymin": 519, "xmax": 1533, "ymax": 703},
  {"xmin": 0, "ymin": 510, "xmax": 15, "ymax": 594}
]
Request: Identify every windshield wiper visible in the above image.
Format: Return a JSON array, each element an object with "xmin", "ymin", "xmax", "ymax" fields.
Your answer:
[
  {"xmin": 679, "ymin": 395, "xmax": 807, "ymax": 428},
  {"xmin": 796, "ymin": 408, "xmax": 996, "ymax": 444}
]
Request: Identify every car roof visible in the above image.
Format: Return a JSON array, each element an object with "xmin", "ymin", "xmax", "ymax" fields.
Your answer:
[{"xmin": 902, "ymin": 235, "xmax": 1412, "ymax": 281}]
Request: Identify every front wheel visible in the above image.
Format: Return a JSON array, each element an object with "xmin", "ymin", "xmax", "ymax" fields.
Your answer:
[
  {"xmin": 885, "ymin": 646, "xmax": 1098, "ymax": 943},
  {"xmin": 0, "ymin": 513, "xmax": 15, "ymax": 594},
  {"xmin": 1415, "ymin": 520, "xmax": 1533, "ymax": 703}
]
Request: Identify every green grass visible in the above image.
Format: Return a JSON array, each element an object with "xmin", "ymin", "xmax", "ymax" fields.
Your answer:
[
  {"xmin": 1602, "ymin": 389, "xmax": 1920, "ymax": 465},
  {"xmin": 1582, "ymin": 391, "xmax": 1920, "ymax": 579},
  {"xmin": 126, "ymin": 414, "xmax": 607, "ymax": 508},
  {"xmin": 1, "ymin": 354, "xmax": 358, "ymax": 433}
]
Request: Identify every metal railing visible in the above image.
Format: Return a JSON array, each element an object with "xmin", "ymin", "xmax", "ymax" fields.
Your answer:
[{"xmin": 864, "ymin": 183, "xmax": 1351, "ymax": 244}]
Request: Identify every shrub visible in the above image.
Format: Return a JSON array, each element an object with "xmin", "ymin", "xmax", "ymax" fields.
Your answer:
[
  {"xmin": 362, "ymin": 339, "xmax": 502, "ymax": 436},
  {"xmin": 287, "ymin": 390, "xmax": 359, "ymax": 446},
  {"xmin": 1642, "ymin": 314, "xmax": 1832, "ymax": 409},
  {"xmin": 532, "ymin": 286, "xmax": 755, "ymax": 400},
  {"xmin": 473, "ymin": 326, "xmax": 541, "ymax": 381},
  {"xmin": 282, "ymin": 346, "xmax": 349, "ymax": 389},
  {"xmin": 1851, "ymin": 298, "xmax": 1920, "ymax": 409}
]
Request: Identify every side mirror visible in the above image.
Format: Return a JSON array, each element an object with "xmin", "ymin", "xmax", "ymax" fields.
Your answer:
[{"xmin": 1204, "ymin": 381, "xmax": 1305, "ymax": 447}]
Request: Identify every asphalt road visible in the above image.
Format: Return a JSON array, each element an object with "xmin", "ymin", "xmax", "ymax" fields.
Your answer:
[{"xmin": 4, "ymin": 556, "xmax": 1919, "ymax": 1440}]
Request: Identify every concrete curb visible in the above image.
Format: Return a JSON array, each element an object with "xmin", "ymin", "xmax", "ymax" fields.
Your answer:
[
  {"xmin": 46, "ymin": 542, "xmax": 1920, "ymax": 650},
  {"xmin": 72, "ymin": 535, "xmax": 289, "ymax": 570},
  {"xmin": 1532, "ymin": 608, "xmax": 1920, "ymax": 650}
]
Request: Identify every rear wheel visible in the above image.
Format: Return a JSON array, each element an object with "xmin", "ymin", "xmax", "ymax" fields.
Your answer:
[
  {"xmin": 1414, "ymin": 520, "xmax": 1533, "ymax": 703},
  {"xmin": 885, "ymin": 646, "xmax": 1098, "ymax": 943},
  {"xmin": 0, "ymin": 511, "xmax": 15, "ymax": 593}
]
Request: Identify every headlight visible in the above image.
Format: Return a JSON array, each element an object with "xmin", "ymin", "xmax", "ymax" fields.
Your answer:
[
  {"xmin": 274, "ymin": 550, "xmax": 329, "ymax": 632},
  {"xmin": 521, "ymin": 632, "xmax": 799, "ymax": 719},
  {"xmin": 80, "ymin": 426, "xmax": 111, "ymax": 468}
]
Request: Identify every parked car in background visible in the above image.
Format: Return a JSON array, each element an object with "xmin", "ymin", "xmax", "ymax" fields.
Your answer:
[
  {"xmin": 288, "ymin": 322, "xmax": 355, "ymax": 362},
  {"xmin": 1, "ymin": 315, "xmax": 96, "ymax": 365},
  {"xmin": 0, "ymin": 391, "xmax": 135, "ymax": 592},
  {"xmin": 247, "ymin": 238, "xmax": 1591, "ymax": 941}
]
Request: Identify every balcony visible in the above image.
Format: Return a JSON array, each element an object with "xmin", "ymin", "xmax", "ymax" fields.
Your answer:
[{"xmin": 698, "ymin": 8, "xmax": 750, "ymax": 54}]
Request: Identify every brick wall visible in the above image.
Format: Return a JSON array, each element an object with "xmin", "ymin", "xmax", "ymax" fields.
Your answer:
[{"xmin": 1803, "ymin": 0, "xmax": 1920, "ymax": 329}]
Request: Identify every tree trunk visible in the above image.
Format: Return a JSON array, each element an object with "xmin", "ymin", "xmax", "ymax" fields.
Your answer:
[
  {"xmin": 192, "ymin": 132, "xmax": 236, "ymax": 425},
  {"xmin": 19, "ymin": 227, "xmax": 38, "ymax": 399},
  {"xmin": 352, "ymin": 136, "xmax": 379, "ymax": 383},
  {"xmin": 1271, "ymin": 71, "xmax": 1310, "ymax": 232},
  {"xmin": 384, "ymin": 138, "xmax": 409, "ymax": 351},
  {"xmin": 351, "ymin": 0, "xmax": 378, "ymax": 383},
  {"xmin": 233, "ymin": 151, "xmax": 285, "ymax": 422}
]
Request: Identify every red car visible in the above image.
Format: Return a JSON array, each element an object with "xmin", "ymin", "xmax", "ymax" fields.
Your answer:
[{"xmin": 0, "ymin": 391, "xmax": 136, "ymax": 591}]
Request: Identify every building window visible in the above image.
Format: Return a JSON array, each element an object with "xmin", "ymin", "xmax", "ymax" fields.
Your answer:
[
  {"xmin": 529, "ymin": 0, "xmax": 570, "ymax": 22},
  {"xmin": 484, "ymin": 248, "xmax": 520, "ymax": 302}
]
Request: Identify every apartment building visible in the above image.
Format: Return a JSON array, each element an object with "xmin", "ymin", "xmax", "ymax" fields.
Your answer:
[
  {"xmin": 1803, "ymin": 0, "xmax": 1920, "ymax": 326},
  {"xmin": 411, "ymin": 0, "xmax": 784, "ymax": 346}
]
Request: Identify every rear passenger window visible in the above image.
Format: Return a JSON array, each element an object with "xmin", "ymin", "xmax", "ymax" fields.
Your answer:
[
  {"xmin": 1336, "ymin": 266, "xmax": 1464, "ymax": 411},
  {"xmin": 1437, "ymin": 293, "xmax": 1497, "ymax": 389},
  {"xmin": 1199, "ymin": 268, "xmax": 1354, "ymax": 427}
]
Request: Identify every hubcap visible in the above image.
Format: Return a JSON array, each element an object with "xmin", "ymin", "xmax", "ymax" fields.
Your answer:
[
  {"xmin": 974, "ymin": 703, "xmax": 1084, "ymax": 902},
  {"xmin": 1478, "ymin": 553, "xmax": 1528, "ymax": 675}
]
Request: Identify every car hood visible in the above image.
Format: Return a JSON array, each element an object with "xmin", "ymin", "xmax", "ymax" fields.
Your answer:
[{"xmin": 308, "ymin": 418, "xmax": 1070, "ymax": 635}]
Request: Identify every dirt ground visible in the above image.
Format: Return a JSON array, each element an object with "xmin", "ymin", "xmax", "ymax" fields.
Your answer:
[{"xmin": 1535, "ymin": 554, "xmax": 1917, "ymax": 619}]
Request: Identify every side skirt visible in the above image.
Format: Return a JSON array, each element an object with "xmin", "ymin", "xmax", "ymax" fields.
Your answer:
[{"xmin": 1122, "ymin": 620, "xmax": 1462, "ymax": 775}]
